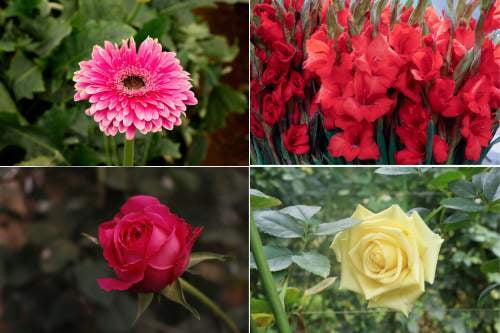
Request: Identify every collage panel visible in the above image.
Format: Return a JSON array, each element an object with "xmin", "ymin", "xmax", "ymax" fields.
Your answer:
[
  {"xmin": 0, "ymin": 167, "xmax": 248, "ymax": 332},
  {"xmin": 0, "ymin": 1, "xmax": 248, "ymax": 166},
  {"xmin": 250, "ymin": 0, "xmax": 500, "ymax": 165},
  {"xmin": 250, "ymin": 167, "xmax": 500, "ymax": 332}
]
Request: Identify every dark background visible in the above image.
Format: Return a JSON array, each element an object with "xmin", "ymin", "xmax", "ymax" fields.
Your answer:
[{"xmin": 0, "ymin": 167, "xmax": 248, "ymax": 332}]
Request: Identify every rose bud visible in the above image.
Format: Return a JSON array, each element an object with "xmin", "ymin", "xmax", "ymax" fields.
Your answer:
[{"xmin": 97, "ymin": 195, "xmax": 203, "ymax": 293}]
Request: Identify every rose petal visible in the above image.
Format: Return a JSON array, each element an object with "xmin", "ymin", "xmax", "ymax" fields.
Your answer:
[
  {"xmin": 97, "ymin": 277, "xmax": 134, "ymax": 291},
  {"xmin": 120, "ymin": 195, "xmax": 160, "ymax": 215}
]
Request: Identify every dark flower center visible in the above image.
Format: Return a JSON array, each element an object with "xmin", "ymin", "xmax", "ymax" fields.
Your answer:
[{"xmin": 123, "ymin": 75, "xmax": 145, "ymax": 90}]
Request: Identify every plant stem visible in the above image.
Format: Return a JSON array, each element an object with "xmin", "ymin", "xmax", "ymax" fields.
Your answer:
[
  {"xmin": 250, "ymin": 211, "xmax": 291, "ymax": 333},
  {"xmin": 140, "ymin": 134, "xmax": 153, "ymax": 165},
  {"xmin": 123, "ymin": 139, "xmax": 135, "ymax": 166},
  {"xmin": 103, "ymin": 135, "xmax": 111, "ymax": 166},
  {"xmin": 425, "ymin": 206, "xmax": 444, "ymax": 222},
  {"xmin": 110, "ymin": 137, "xmax": 119, "ymax": 166},
  {"xmin": 179, "ymin": 278, "xmax": 239, "ymax": 333},
  {"xmin": 126, "ymin": 1, "xmax": 142, "ymax": 24}
]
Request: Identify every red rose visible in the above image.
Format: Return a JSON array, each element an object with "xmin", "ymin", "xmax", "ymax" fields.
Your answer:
[
  {"xmin": 283, "ymin": 124, "xmax": 310, "ymax": 154},
  {"xmin": 97, "ymin": 195, "xmax": 202, "ymax": 293},
  {"xmin": 410, "ymin": 47, "xmax": 443, "ymax": 82}
]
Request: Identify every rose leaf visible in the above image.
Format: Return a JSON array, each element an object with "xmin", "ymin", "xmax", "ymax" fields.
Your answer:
[
  {"xmin": 188, "ymin": 252, "xmax": 229, "ymax": 269},
  {"xmin": 313, "ymin": 218, "xmax": 361, "ymax": 236},
  {"xmin": 250, "ymin": 245, "xmax": 293, "ymax": 272},
  {"xmin": 254, "ymin": 210, "xmax": 304, "ymax": 238},
  {"xmin": 161, "ymin": 280, "xmax": 200, "ymax": 320},
  {"xmin": 133, "ymin": 293, "xmax": 154, "ymax": 325},
  {"xmin": 280, "ymin": 205, "xmax": 322, "ymax": 224},
  {"xmin": 291, "ymin": 252, "xmax": 330, "ymax": 278},
  {"xmin": 81, "ymin": 232, "xmax": 99, "ymax": 245},
  {"xmin": 304, "ymin": 277, "xmax": 337, "ymax": 297},
  {"xmin": 250, "ymin": 189, "xmax": 282, "ymax": 210}
]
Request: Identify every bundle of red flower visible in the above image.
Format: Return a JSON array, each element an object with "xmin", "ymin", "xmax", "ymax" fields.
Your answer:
[{"xmin": 250, "ymin": 0, "xmax": 500, "ymax": 165}]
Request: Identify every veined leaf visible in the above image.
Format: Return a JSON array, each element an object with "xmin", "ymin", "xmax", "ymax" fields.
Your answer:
[
  {"xmin": 280, "ymin": 205, "xmax": 321, "ymax": 223},
  {"xmin": 292, "ymin": 252, "xmax": 330, "ymax": 278},
  {"xmin": 313, "ymin": 218, "xmax": 360, "ymax": 236},
  {"xmin": 250, "ymin": 246, "xmax": 293, "ymax": 272},
  {"xmin": 441, "ymin": 198, "xmax": 484, "ymax": 212},
  {"xmin": 250, "ymin": 189, "xmax": 281, "ymax": 210},
  {"xmin": 254, "ymin": 210, "xmax": 304, "ymax": 238}
]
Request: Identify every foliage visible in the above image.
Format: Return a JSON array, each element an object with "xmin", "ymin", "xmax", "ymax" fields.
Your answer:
[
  {"xmin": 250, "ymin": 167, "xmax": 500, "ymax": 332},
  {"xmin": 0, "ymin": 168, "xmax": 248, "ymax": 332},
  {"xmin": 0, "ymin": 0, "xmax": 247, "ymax": 165}
]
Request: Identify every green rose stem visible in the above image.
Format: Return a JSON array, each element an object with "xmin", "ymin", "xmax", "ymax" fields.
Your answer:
[
  {"xmin": 123, "ymin": 139, "xmax": 135, "ymax": 166},
  {"xmin": 179, "ymin": 278, "xmax": 239, "ymax": 333},
  {"xmin": 250, "ymin": 212, "xmax": 291, "ymax": 333}
]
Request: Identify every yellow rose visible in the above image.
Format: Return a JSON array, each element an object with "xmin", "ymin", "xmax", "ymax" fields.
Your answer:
[{"xmin": 331, "ymin": 204, "xmax": 444, "ymax": 316}]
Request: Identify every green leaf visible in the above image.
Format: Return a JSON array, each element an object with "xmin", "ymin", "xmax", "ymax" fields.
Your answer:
[
  {"xmin": 251, "ymin": 313, "xmax": 275, "ymax": 328},
  {"xmin": 188, "ymin": 252, "xmax": 228, "ymax": 269},
  {"xmin": 135, "ymin": 14, "xmax": 171, "ymax": 44},
  {"xmin": 424, "ymin": 120, "xmax": 435, "ymax": 165},
  {"xmin": 251, "ymin": 298, "xmax": 272, "ymax": 314},
  {"xmin": 477, "ymin": 283, "xmax": 500, "ymax": 307},
  {"xmin": 429, "ymin": 171, "xmax": 465, "ymax": 190},
  {"xmin": 51, "ymin": 20, "xmax": 135, "ymax": 79},
  {"xmin": 313, "ymin": 218, "xmax": 361, "ymax": 236},
  {"xmin": 284, "ymin": 287, "xmax": 302, "ymax": 307},
  {"xmin": 250, "ymin": 246, "xmax": 293, "ymax": 272},
  {"xmin": 0, "ymin": 81, "xmax": 25, "ymax": 124},
  {"xmin": 482, "ymin": 170, "xmax": 500, "ymax": 201},
  {"xmin": 449, "ymin": 179, "xmax": 477, "ymax": 199},
  {"xmin": 376, "ymin": 118, "xmax": 388, "ymax": 164},
  {"xmin": 16, "ymin": 156, "xmax": 55, "ymax": 166},
  {"xmin": 161, "ymin": 280, "xmax": 200, "ymax": 319},
  {"xmin": 292, "ymin": 252, "xmax": 330, "ymax": 278},
  {"xmin": 441, "ymin": 198, "xmax": 484, "ymax": 212},
  {"xmin": 443, "ymin": 213, "xmax": 471, "ymax": 230},
  {"xmin": 304, "ymin": 277, "xmax": 337, "ymax": 296},
  {"xmin": 205, "ymin": 84, "xmax": 247, "ymax": 132},
  {"xmin": 134, "ymin": 293, "xmax": 154, "ymax": 324},
  {"xmin": 81, "ymin": 232, "xmax": 99, "ymax": 245},
  {"xmin": 34, "ymin": 17, "xmax": 72, "ymax": 57},
  {"xmin": 77, "ymin": 0, "xmax": 127, "ymax": 22},
  {"xmin": 185, "ymin": 133, "xmax": 208, "ymax": 165},
  {"xmin": 250, "ymin": 189, "xmax": 281, "ymax": 210},
  {"xmin": 254, "ymin": 210, "xmax": 304, "ymax": 238},
  {"xmin": 480, "ymin": 258, "xmax": 500, "ymax": 274},
  {"xmin": 157, "ymin": 0, "xmax": 217, "ymax": 14},
  {"xmin": 280, "ymin": 205, "xmax": 321, "ymax": 223},
  {"xmin": 375, "ymin": 167, "xmax": 419, "ymax": 175},
  {"xmin": 199, "ymin": 36, "xmax": 239, "ymax": 63},
  {"xmin": 6, "ymin": 51, "xmax": 45, "ymax": 100}
]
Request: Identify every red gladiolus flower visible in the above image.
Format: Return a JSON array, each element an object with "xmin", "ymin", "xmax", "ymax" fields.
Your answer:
[
  {"xmin": 283, "ymin": 124, "xmax": 310, "ymax": 154},
  {"xmin": 461, "ymin": 113, "xmax": 493, "ymax": 161},
  {"xmin": 97, "ymin": 195, "xmax": 202, "ymax": 292},
  {"xmin": 433, "ymin": 135, "xmax": 449, "ymax": 163},
  {"xmin": 287, "ymin": 70, "xmax": 305, "ymax": 99},
  {"xmin": 251, "ymin": 112, "xmax": 266, "ymax": 139},
  {"xmin": 460, "ymin": 74, "xmax": 492, "ymax": 115},
  {"xmin": 256, "ymin": 16, "xmax": 285, "ymax": 46},
  {"xmin": 428, "ymin": 78, "xmax": 464, "ymax": 117},
  {"xmin": 327, "ymin": 122, "xmax": 379, "ymax": 162},
  {"xmin": 263, "ymin": 89, "xmax": 285, "ymax": 125},
  {"xmin": 304, "ymin": 29, "xmax": 335, "ymax": 78},
  {"xmin": 410, "ymin": 47, "xmax": 443, "ymax": 81},
  {"xmin": 389, "ymin": 23, "xmax": 422, "ymax": 59}
]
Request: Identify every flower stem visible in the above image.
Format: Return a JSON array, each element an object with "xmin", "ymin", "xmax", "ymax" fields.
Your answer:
[
  {"xmin": 123, "ymin": 139, "xmax": 135, "ymax": 166},
  {"xmin": 425, "ymin": 206, "xmax": 444, "ymax": 222},
  {"xmin": 250, "ymin": 211, "xmax": 291, "ymax": 333},
  {"xmin": 179, "ymin": 278, "xmax": 239, "ymax": 333},
  {"xmin": 103, "ymin": 135, "xmax": 112, "ymax": 166},
  {"xmin": 110, "ymin": 137, "xmax": 119, "ymax": 166}
]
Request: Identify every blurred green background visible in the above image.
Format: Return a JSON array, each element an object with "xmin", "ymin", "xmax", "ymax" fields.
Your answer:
[
  {"xmin": 0, "ymin": 0, "xmax": 248, "ymax": 166},
  {"xmin": 251, "ymin": 167, "xmax": 500, "ymax": 333},
  {"xmin": 0, "ymin": 167, "xmax": 248, "ymax": 332}
]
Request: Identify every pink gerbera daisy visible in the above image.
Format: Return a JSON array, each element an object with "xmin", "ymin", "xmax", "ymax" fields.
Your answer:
[{"xmin": 73, "ymin": 37, "xmax": 197, "ymax": 140}]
